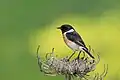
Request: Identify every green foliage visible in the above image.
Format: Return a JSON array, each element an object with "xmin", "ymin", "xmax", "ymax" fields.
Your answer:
[{"xmin": 0, "ymin": 0, "xmax": 120, "ymax": 80}]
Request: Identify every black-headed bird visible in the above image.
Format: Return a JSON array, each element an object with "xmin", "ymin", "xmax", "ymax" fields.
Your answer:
[{"xmin": 57, "ymin": 24, "xmax": 94, "ymax": 60}]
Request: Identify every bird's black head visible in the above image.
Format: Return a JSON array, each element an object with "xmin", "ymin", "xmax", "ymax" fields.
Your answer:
[{"xmin": 57, "ymin": 24, "xmax": 74, "ymax": 33}]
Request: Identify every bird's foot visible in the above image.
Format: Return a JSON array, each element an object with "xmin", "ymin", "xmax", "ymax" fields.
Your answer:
[
  {"xmin": 76, "ymin": 56, "xmax": 80, "ymax": 60},
  {"xmin": 67, "ymin": 59, "xmax": 70, "ymax": 62},
  {"xmin": 81, "ymin": 56, "xmax": 85, "ymax": 60}
]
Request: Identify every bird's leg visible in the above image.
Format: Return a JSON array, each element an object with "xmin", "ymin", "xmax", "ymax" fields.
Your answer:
[
  {"xmin": 67, "ymin": 51, "xmax": 76, "ymax": 61},
  {"xmin": 77, "ymin": 50, "xmax": 82, "ymax": 59}
]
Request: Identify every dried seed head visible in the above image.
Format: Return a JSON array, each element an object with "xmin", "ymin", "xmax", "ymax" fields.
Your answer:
[{"xmin": 36, "ymin": 46, "xmax": 108, "ymax": 80}]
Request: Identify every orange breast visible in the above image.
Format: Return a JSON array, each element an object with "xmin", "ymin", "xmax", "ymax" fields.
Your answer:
[
  {"xmin": 63, "ymin": 34, "xmax": 72, "ymax": 44},
  {"xmin": 62, "ymin": 34, "xmax": 79, "ymax": 51}
]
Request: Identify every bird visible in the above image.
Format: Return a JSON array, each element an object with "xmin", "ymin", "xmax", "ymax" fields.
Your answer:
[{"xmin": 57, "ymin": 24, "xmax": 94, "ymax": 60}]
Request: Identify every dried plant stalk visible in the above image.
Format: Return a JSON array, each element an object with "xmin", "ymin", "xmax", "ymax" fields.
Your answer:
[{"xmin": 36, "ymin": 45, "xmax": 108, "ymax": 80}]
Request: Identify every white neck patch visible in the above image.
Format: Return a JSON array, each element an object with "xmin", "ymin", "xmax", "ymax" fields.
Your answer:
[
  {"xmin": 66, "ymin": 29, "xmax": 74, "ymax": 33},
  {"xmin": 64, "ymin": 29, "xmax": 74, "ymax": 35}
]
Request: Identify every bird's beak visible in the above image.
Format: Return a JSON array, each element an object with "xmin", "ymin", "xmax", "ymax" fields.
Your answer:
[{"xmin": 57, "ymin": 27, "xmax": 61, "ymax": 29}]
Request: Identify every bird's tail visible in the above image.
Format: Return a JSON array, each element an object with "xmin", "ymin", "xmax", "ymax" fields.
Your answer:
[{"xmin": 82, "ymin": 48, "xmax": 95, "ymax": 59}]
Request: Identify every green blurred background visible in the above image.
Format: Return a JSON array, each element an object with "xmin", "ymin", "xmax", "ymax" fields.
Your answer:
[{"xmin": 1, "ymin": 0, "xmax": 120, "ymax": 80}]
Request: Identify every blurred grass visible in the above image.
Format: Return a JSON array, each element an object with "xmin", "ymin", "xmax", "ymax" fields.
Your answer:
[{"xmin": 0, "ymin": 0, "xmax": 120, "ymax": 80}]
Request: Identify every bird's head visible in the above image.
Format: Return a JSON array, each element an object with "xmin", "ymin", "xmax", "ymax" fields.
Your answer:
[{"xmin": 57, "ymin": 24, "xmax": 75, "ymax": 33}]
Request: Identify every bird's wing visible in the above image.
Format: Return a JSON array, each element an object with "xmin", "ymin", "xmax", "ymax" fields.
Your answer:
[
  {"xmin": 66, "ymin": 31, "xmax": 86, "ymax": 47},
  {"xmin": 66, "ymin": 31, "xmax": 95, "ymax": 59}
]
